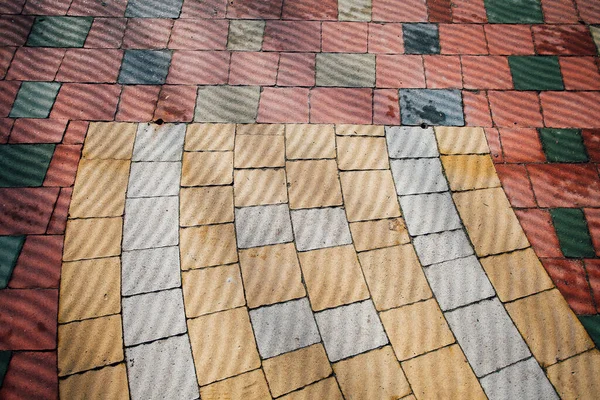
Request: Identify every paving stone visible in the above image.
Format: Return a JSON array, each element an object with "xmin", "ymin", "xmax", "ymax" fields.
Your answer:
[
  {"xmin": 234, "ymin": 168, "xmax": 288, "ymax": 207},
  {"xmin": 180, "ymin": 186, "xmax": 234, "ymax": 226},
  {"xmin": 435, "ymin": 126, "xmax": 490, "ymax": 155},
  {"xmin": 195, "ymin": 86, "xmax": 260, "ymax": 123},
  {"xmin": 287, "ymin": 160, "xmax": 343, "ymax": 209},
  {"xmin": 340, "ymin": 170, "xmax": 400, "ymax": 222},
  {"xmin": 132, "ymin": 123, "xmax": 185, "ymax": 162},
  {"xmin": 119, "ymin": 50, "xmax": 172, "ymax": 85},
  {"xmin": 122, "ymin": 246, "xmax": 181, "ymax": 296},
  {"xmin": 235, "ymin": 204, "xmax": 294, "ymax": 249},
  {"xmin": 27, "ymin": 16, "xmax": 93, "ymax": 47},
  {"xmin": 337, "ymin": 124, "xmax": 384, "ymax": 136},
  {"xmin": 350, "ymin": 217, "xmax": 410, "ymax": 251},
  {"xmin": 235, "ymin": 134, "xmax": 285, "ymax": 168},
  {"xmin": 227, "ymin": 20, "xmax": 265, "ymax": 51},
  {"xmin": 441, "ymin": 154, "xmax": 501, "ymax": 191},
  {"xmin": 550, "ymin": 207, "xmax": 595, "ymax": 258},
  {"xmin": 127, "ymin": 162, "xmax": 181, "ymax": 198},
  {"xmin": 125, "ymin": 0, "xmax": 184, "ymax": 17},
  {"xmin": 336, "ymin": 136, "xmax": 389, "ymax": 170},
  {"xmin": 237, "ymin": 124, "xmax": 285, "ymax": 136},
  {"xmin": 403, "ymin": 23, "xmax": 440, "ymax": 54},
  {"xmin": 399, "ymin": 89, "xmax": 464, "ymax": 126},
  {"xmin": 280, "ymin": 377, "xmax": 343, "ymax": 399},
  {"xmin": 316, "ymin": 53, "xmax": 376, "ymax": 87},
  {"xmin": 180, "ymin": 223, "xmax": 238, "ymax": 269},
  {"xmin": 546, "ymin": 350, "xmax": 600, "ymax": 400},
  {"xmin": 63, "ymin": 217, "xmax": 122, "ymax": 261},
  {"xmin": 484, "ymin": 0, "xmax": 544, "ymax": 23},
  {"xmin": 399, "ymin": 192, "xmax": 461, "ymax": 236},
  {"xmin": 184, "ymin": 123, "xmax": 235, "ymax": 151},
  {"xmin": 123, "ymin": 196, "xmax": 179, "ymax": 251},
  {"xmin": 291, "ymin": 207, "xmax": 352, "ymax": 251},
  {"xmin": 539, "ymin": 128, "xmax": 588, "ymax": 163},
  {"xmin": 126, "ymin": 335, "xmax": 198, "ymax": 400},
  {"xmin": 509, "ymin": 56, "xmax": 563, "ymax": 90},
  {"xmin": 9, "ymin": 82, "xmax": 61, "ymax": 119},
  {"xmin": 578, "ymin": 315, "xmax": 600, "ymax": 347},
  {"xmin": 338, "ymin": 0, "xmax": 372, "ymax": 21},
  {"xmin": 286, "ymin": 124, "xmax": 336, "ymax": 159},
  {"xmin": 413, "ymin": 229, "xmax": 474, "ymax": 266},
  {"xmin": 0, "ymin": 235, "xmax": 25, "ymax": 289},
  {"xmin": 390, "ymin": 158, "xmax": 448, "ymax": 195},
  {"xmin": 59, "ymin": 364, "xmax": 129, "ymax": 400},
  {"xmin": 315, "ymin": 300, "xmax": 388, "ymax": 362},
  {"xmin": 122, "ymin": 288, "xmax": 187, "ymax": 346},
  {"xmin": 83, "ymin": 122, "xmax": 137, "ymax": 160},
  {"xmin": 385, "ymin": 126, "xmax": 439, "ymax": 159},
  {"xmin": 181, "ymin": 151, "xmax": 233, "ymax": 186},
  {"xmin": 200, "ymin": 369, "xmax": 271, "ymax": 400}
]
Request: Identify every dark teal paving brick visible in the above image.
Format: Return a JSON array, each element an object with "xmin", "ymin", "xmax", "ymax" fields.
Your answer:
[
  {"xmin": 0, "ymin": 236, "xmax": 25, "ymax": 289},
  {"xmin": 119, "ymin": 50, "xmax": 172, "ymax": 84},
  {"xmin": 550, "ymin": 208, "xmax": 596, "ymax": 258},
  {"xmin": 484, "ymin": 0, "xmax": 543, "ymax": 23},
  {"xmin": 539, "ymin": 128, "xmax": 588, "ymax": 163},
  {"xmin": 0, "ymin": 351, "xmax": 12, "ymax": 388},
  {"xmin": 578, "ymin": 315, "xmax": 600, "ymax": 347},
  {"xmin": 509, "ymin": 56, "xmax": 563, "ymax": 91},
  {"xmin": 26, "ymin": 16, "xmax": 93, "ymax": 48},
  {"xmin": 399, "ymin": 89, "xmax": 464, "ymax": 126},
  {"xmin": 9, "ymin": 82, "xmax": 61, "ymax": 119},
  {"xmin": 126, "ymin": 0, "xmax": 184, "ymax": 17},
  {"xmin": 403, "ymin": 24, "xmax": 440, "ymax": 55},
  {"xmin": 0, "ymin": 144, "xmax": 55, "ymax": 188}
]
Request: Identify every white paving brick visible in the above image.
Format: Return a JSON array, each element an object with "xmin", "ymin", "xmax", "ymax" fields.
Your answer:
[
  {"xmin": 385, "ymin": 126, "xmax": 439, "ymax": 159},
  {"xmin": 235, "ymin": 204, "xmax": 294, "ymax": 249},
  {"xmin": 390, "ymin": 158, "xmax": 448, "ymax": 195},
  {"xmin": 399, "ymin": 192, "xmax": 461, "ymax": 236},
  {"xmin": 413, "ymin": 229, "xmax": 473, "ymax": 266},
  {"xmin": 123, "ymin": 196, "xmax": 179, "ymax": 251},
  {"xmin": 132, "ymin": 123, "xmax": 185, "ymax": 162},
  {"xmin": 127, "ymin": 162, "xmax": 181, "ymax": 198},
  {"xmin": 291, "ymin": 207, "xmax": 352, "ymax": 251},
  {"xmin": 122, "ymin": 246, "xmax": 181, "ymax": 296}
]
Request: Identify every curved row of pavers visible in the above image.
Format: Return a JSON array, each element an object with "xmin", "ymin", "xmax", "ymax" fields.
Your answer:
[{"xmin": 56, "ymin": 122, "xmax": 598, "ymax": 399}]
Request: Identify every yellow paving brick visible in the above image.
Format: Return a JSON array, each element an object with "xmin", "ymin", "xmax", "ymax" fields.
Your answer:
[
  {"xmin": 402, "ymin": 345, "xmax": 486, "ymax": 400},
  {"xmin": 180, "ymin": 224, "xmax": 238, "ymax": 270},
  {"xmin": 505, "ymin": 289, "xmax": 595, "ymax": 367},
  {"xmin": 58, "ymin": 315, "xmax": 124, "ymax": 376},
  {"xmin": 435, "ymin": 126, "xmax": 489, "ymax": 155},
  {"xmin": 298, "ymin": 245, "xmax": 370, "ymax": 311},
  {"xmin": 453, "ymin": 187, "xmax": 529, "ymax": 256},
  {"xmin": 181, "ymin": 151, "xmax": 233, "ymax": 186},
  {"xmin": 234, "ymin": 135, "xmax": 285, "ymax": 168},
  {"xmin": 234, "ymin": 168, "xmax": 288, "ymax": 207},
  {"xmin": 59, "ymin": 257, "xmax": 121, "ymax": 323},
  {"xmin": 59, "ymin": 364, "xmax": 129, "ymax": 400},
  {"xmin": 336, "ymin": 136, "xmax": 390, "ymax": 170},
  {"xmin": 358, "ymin": 244, "xmax": 432, "ymax": 311},
  {"xmin": 200, "ymin": 369, "xmax": 271, "ymax": 400},
  {"xmin": 182, "ymin": 264, "xmax": 245, "ymax": 318},
  {"xmin": 180, "ymin": 186, "xmax": 234, "ymax": 226},
  {"xmin": 480, "ymin": 248, "xmax": 554, "ymax": 302},
  {"xmin": 380, "ymin": 299, "xmax": 455, "ymax": 361},
  {"xmin": 286, "ymin": 159, "xmax": 343, "ymax": 209},
  {"xmin": 340, "ymin": 170, "xmax": 401, "ymax": 222},
  {"xmin": 82, "ymin": 122, "xmax": 136, "ymax": 159},
  {"xmin": 263, "ymin": 344, "xmax": 332, "ymax": 397},
  {"xmin": 546, "ymin": 349, "xmax": 600, "ymax": 400},
  {"xmin": 184, "ymin": 123, "xmax": 235, "ymax": 151},
  {"xmin": 336, "ymin": 124, "xmax": 384, "ymax": 136},
  {"xmin": 441, "ymin": 154, "xmax": 501, "ymax": 191},
  {"xmin": 333, "ymin": 346, "xmax": 411, "ymax": 400},
  {"xmin": 285, "ymin": 124, "xmax": 336, "ymax": 160},
  {"xmin": 279, "ymin": 378, "xmax": 343, "ymax": 400},
  {"xmin": 237, "ymin": 123, "xmax": 285, "ymax": 136},
  {"xmin": 63, "ymin": 217, "xmax": 122, "ymax": 261},
  {"xmin": 69, "ymin": 159, "xmax": 130, "ymax": 218},
  {"xmin": 350, "ymin": 218, "xmax": 410, "ymax": 252},
  {"xmin": 188, "ymin": 308, "xmax": 261, "ymax": 386}
]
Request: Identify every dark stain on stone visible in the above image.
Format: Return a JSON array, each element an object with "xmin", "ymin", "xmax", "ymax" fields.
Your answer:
[{"xmin": 418, "ymin": 105, "xmax": 446, "ymax": 124}]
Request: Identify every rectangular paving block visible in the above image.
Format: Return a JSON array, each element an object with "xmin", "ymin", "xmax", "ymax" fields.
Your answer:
[
  {"xmin": 413, "ymin": 229, "xmax": 474, "ymax": 266},
  {"xmin": 390, "ymin": 158, "xmax": 448, "ymax": 195},
  {"xmin": 180, "ymin": 186, "xmax": 234, "ymax": 226},
  {"xmin": 435, "ymin": 126, "xmax": 490, "ymax": 155},
  {"xmin": 196, "ymin": 86, "xmax": 260, "ymax": 123},
  {"xmin": 316, "ymin": 53, "xmax": 376, "ymax": 87},
  {"xmin": 10, "ymin": 82, "xmax": 61, "ymax": 119},
  {"xmin": 0, "ymin": 144, "xmax": 55, "ymax": 187},
  {"xmin": 228, "ymin": 20, "xmax": 265, "ymax": 51},
  {"xmin": 234, "ymin": 168, "xmax": 288, "ymax": 207},
  {"xmin": 385, "ymin": 126, "xmax": 439, "ymax": 159},
  {"xmin": 235, "ymin": 204, "xmax": 294, "ymax": 249},
  {"xmin": 550, "ymin": 208, "xmax": 596, "ymax": 258},
  {"xmin": 400, "ymin": 89, "xmax": 464, "ymax": 126},
  {"xmin": 180, "ymin": 223, "xmax": 238, "ymax": 269},
  {"xmin": 403, "ymin": 24, "xmax": 440, "ymax": 54},
  {"xmin": 127, "ymin": 162, "xmax": 181, "ymax": 198},
  {"xmin": 287, "ymin": 159, "xmax": 343, "ymax": 209},
  {"xmin": 509, "ymin": 56, "xmax": 563, "ymax": 90},
  {"xmin": 121, "ymin": 246, "xmax": 181, "ymax": 296},
  {"xmin": 0, "ymin": 235, "xmax": 25, "ymax": 289},
  {"xmin": 441, "ymin": 154, "xmax": 501, "ymax": 191},
  {"xmin": 484, "ymin": 0, "xmax": 544, "ymax": 23},
  {"xmin": 339, "ymin": 170, "xmax": 400, "ymax": 222},
  {"xmin": 125, "ymin": 0, "xmax": 184, "ymax": 17},
  {"xmin": 181, "ymin": 151, "xmax": 233, "ymax": 186},
  {"xmin": 291, "ymin": 207, "xmax": 353, "ymax": 251},
  {"xmin": 539, "ymin": 128, "xmax": 588, "ymax": 163},
  {"xmin": 119, "ymin": 50, "xmax": 172, "ymax": 85},
  {"xmin": 338, "ymin": 0, "xmax": 372, "ymax": 21},
  {"xmin": 63, "ymin": 217, "xmax": 123, "ymax": 261},
  {"xmin": 27, "ymin": 16, "xmax": 93, "ymax": 47},
  {"xmin": 123, "ymin": 196, "xmax": 179, "ymax": 251},
  {"xmin": 399, "ymin": 192, "xmax": 461, "ymax": 236},
  {"xmin": 132, "ymin": 123, "xmax": 185, "ymax": 162}
]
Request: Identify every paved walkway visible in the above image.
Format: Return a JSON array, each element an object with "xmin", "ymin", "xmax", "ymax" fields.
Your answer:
[{"xmin": 0, "ymin": 1, "xmax": 600, "ymax": 399}]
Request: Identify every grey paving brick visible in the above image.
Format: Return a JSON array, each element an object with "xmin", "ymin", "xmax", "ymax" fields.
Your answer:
[
  {"xmin": 316, "ymin": 53, "xmax": 376, "ymax": 87},
  {"xmin": 385, "ymin": 126, "xmax": 439, "ymax": 159},
  {"xmin": 403, "ymin": 24, "xmax": 440, "ymax": 55},
  {"xmin": 249, "ymin": 298, "xmax": 321, "ymax": 359},
  {"xmin": 445, "ymin": 297, "xmax": 531, "ymax": 377},
  {"xmin": 338, "ymin": 0, "xmax": 372, "ymax": 21},
  {"xmin": 195, "ymin": 86, "xmax": 260, "ymax": 123},
  {"xmin": 291, "ymin": 207, "xmax": 352, "ymax": 252},
  {"xmin": 125, "ymin": 0, "xmax": 184, "ymax": 18},
  {"xmin": 132, "ymin": 123, "xmax": 185, "ymax": 162},
  {"xmin": 235, "ymin": 204, "xmax": 294, "ymax": 249},
  {"xmin": 126, "ymin": 335, "xmax": 199, "ymax": 400},
  {"xmin": 228, "ymin": 20, "xmax": 265, "ymax": 51},
  {"xmin": 122, "ymin": 288, "xmax": 187, "ymax": 346},
  {"xmin": 413, "ymin": 229, "xmax": 474, "ymax": 266},
  {"xmin": 9, "ymin": 82, "xmax": 61, "ymax": 119},
  {"xmin": 122, "ymin": 246, "xmax": 181, "ymax": 296},
  {"xmin": 123, "ymin": 196, "xmax": 179, "ymax": 251},
  {"xmin": 315, "ymin": 300, "xmax": 388, "ymax": 362},
  {"xmin": 424, "ymin": 255, "xmax": 496, "ymax": 311},
  {"xmin": 118, "ymin": 50, "xmax": 172, "ymax": 85},
  {"xmin": 127, "ymin": 162, "xmax": 181, "ymax": 198},
  {"xmin": 399, "ymin": 192, "xmax": 461, "ymax": 236},
  {"xmin": 27, "ymin": 16, "xmax": 93, "ymax": 48},
  {"xmin": 390, "ymin": 158, "xmax": 448, "ymax": 195},
  {"xmin": 400, "ymin": 89, "xmax": 464, "ymax": 126}
]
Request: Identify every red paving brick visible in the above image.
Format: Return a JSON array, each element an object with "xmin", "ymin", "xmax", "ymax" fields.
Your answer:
[
  {"xmin": 310, "ymin": 88, "xmax": 373, "ymax": 124},
  {"xmin": 123, "ymin": 18, "xmax": 174, "ymax": 49},
  {"xmin": 154, "ymin": 85, "xmax": 197, "ymax": 122},
  {"xmin": 423, "ymin": 55, "xmax": 462, "ymax": 89},
  {"xmin": 559, "ymin": 57, "xmax": 600, "ymax": 91},
  {"xmin": 527, "ymin": 164, "xmax": 600, "ymax": 207},
  {"xmin": 43, "ymin": 144, "xmax": 82, "ymax": 187},
  {"xmin": 368, "ymin": 23, "xmax": 404, "ymax": 54},
  {"xmin": 0, "ymin": 118, "xmax": 14, "ymax": 144},
  {"xmin": 540, "ymin": 0, "xmax": 580, "ymax": 23},
  {"xmin": 9, "ymin": 235, "xmax": 63, "ymax": 289},
  {"xmin": 276, "ymin": 53, "xmax": 315, "ymax": 87},
  {"xmin": 439, "ymin": 24, "xmax": 488, "ymax": 55},
  {"xmin": 532, "ymin": 25, "xmax": 597, "ymax": 55},
  {"xmin": 51, "ymin": 83, "xmax": 121, "ymax": 121},
  {"xmin": 167, "ymin": 51, "xmax": 230, "ymax": 85},
  {"xmin": 576, "ymin": 0, "xmax": 600, "ymax": 23},
  {"xmin": 582, "ymin": 129, "xmax": 600, "ymax": 162},
  {"xmin": 0, "ymin": 81, "xmax": 21, "ymax": 118},
  {"xmin": 497, "ymin": 128, "xmax": 546, "ymax": 163},
  {"xmin": 68, "ymin": 0, "xmax": 127, "ymax": 16},
  {"xmin": 540, "ymin": 91, "xmax": 600, "ymax": 128},
  {"xmin": 488, "ymin": 91, "xmax": 543, "ymax": 128},
  {"xmin": 226, "ymin": 0, "xmax": 283, "ymax": 19},
  {"xmin": 9, "ymin": 119, "xmax": 67, "ymax": 144},
  {"xmin": 46, "ymin": 187, "xmax": 72, "ymax": 235},
  {"xmin": 5, "ymin": 48, "xmax": 65, "ymax": 81},
  {"xmin": 484, "ymin": 25, "xmax": 535, "ymax": 55},
  {"xmin": 461, "ymin": 56, "xmax": 513, "ymax": 90},
  {"xmin": 61, "ymin": 121, "xmax": 88, "ymax": 145},
  {"xmin": 0, "ymin": 351, "xmax": 58, "ymax": 400},
  {"xmin": 257, "ymin": 87, "xmax": 310, "ymax": 123},
  {"xmin": 515, "ymin": 209, "xmax": 563, "ymax": 258},
  {"xmin": 427, "ymin": 0, "xmax": 453, "ymax": 23},
  {"xmin": 584, "ymin": 208, "xmax": 600, "ymax": 256},
  {"xmin": 322, "ymin": 22, "xmax": 369, "ymax": 53},
  {"xmin": 84, "ymin": 17, "xmax": 127, "ymax": 49},
  {"xmin": 0, "ymin": 0, "xmax": 26, "ymax": 14},
  {"xmin": 376, "ymin": 55, "xmax": 426, "ymax": 88},
  {"xmin": 0, "ymin": 47, "xmax": 15, "ymax": 79},
  {"xmin": 542, "ymin": 258, "xmax": 597, "ymax": 315},
  {"xmin": 584, "ymin": 260, "xmax": 600, "ymax": 312},
  {"xmin": 181, "ymin": 0, "xmax": 227, "ymax": 18},
  {"xmin": 484, "ymin": 127, "xmax": 503, "ymax": 162},
  {"xmin": 372, "ymin": 0, "xmax": 428, "ymax": 22},
  {"xmin": 463, "ymin": 90, "xmax": 493, "ymax": 127},
  {"xmin": 451, "ymin": 0, "xmax": 487, "ymax": 23},
  {"xmin": 229, "ymin": 52, "xmax": 279, "ymax": 86},
  {"xmin": 282, "ymin": 0, "xmax": 337, "ymax": 20},
  {"xmin": 56, "ymin": 49, "xmax": 123, "ymax": 83},
  {"xmin": 495, "ymin": 164, "xmax": 537, "ymax": 208},
  {"xmin": 23, "ymin": 0, "xmax": 70, "ymax": 15},
  {"xmin": 169, "ymin": 19, "xmax": 229, "ymax": 50},
  {"xmin": 373, "ymin": 88, "xmax": 401, "ymax": 125},
  {"xmin": 116, "ymin": 85, "xmax": 160, "ymax": 122},
  {"xmin": 0, "ymin": 16, "xmax": 33, "ymax": 46},
  {"xmin": 263, "ymin": 21, "xmax": 321, "ymax": 52},
  {"xmin": 0, "ymin": 188, "xmax": 60, "ymax": 235}
]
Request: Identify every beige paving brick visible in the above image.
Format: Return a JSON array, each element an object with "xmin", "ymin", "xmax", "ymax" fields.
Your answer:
[
  {"xmin": 358, "ymin": 244, "xmax": 432, "ymax": 311},
  {"xmin": 435, "ymin": 126, "xmax": 489, "ymax": 155},
  {"xmin": 184, "ymin": 123, "xmax": 235, "ymax": 151},
  {"xmin": 59, "ymin": 257, "xmax": 121, "ymax": 323},
  {"xmin": 441, "ymin": 154, "xmax": 501, "ymax": 191},
  {"xmin": 63, "ymin": 217, "xmax": 122, "ymax": 261},
  {"xmin": 239, "ymin": 243, "xmax": 306, "ymax": 308},
  {"xmin": 453, "ymin": 187, "xmax": 529, "ymax": 256},
  {"xmin": 285, "ymin": 124, "xmax": 336, "ymax": 160},
  {"xmin": 187, "ymin": 308, "xmax": 261, "ymax": 386},
  {"xmin": 180, "ymin": 224, "xmax": 238, "ymax": 270},
  {"xmin": 380, "ymin": 299, "xmax": 455, "ymax": 361},
  {"xmin": 182, "ymin": 264, "xmax": 245, "ymax": 318},
  {"xmin": 58, "ymin": 315, "xmax": 124, "ymax": 376},
  {"xmin": 234, "ymin": 135, "xmax": 285, "ymax": 168},
  {"xmin": 181, "ymin": 151, "xmax": 233, "ymax": 186},
  {"xmin": 481, "ymin": 248, "xmax": 554, "ymax": 302},
  {"xmin": 402, "ymin": 345, "xmax": 486, "ymax": 399},
  {"xmin": 69, "ymin": 159, "xmax": 130, "ymax": 218},
  {"xmin": 350, "ymin": 218, "xmax": 410, "ymax": 252},
  {"xmin": 59, "ymin": 364, "xmax": 129, "ymax": 400},
  {"xmin": 505, "ymin": 289, "xmax": 595, "ymax": 367},
  {"xmin": 340, "ymin": 170, "xmax": 400, "ymax": 222},
  {"xmin": 200, "ymin": 369, "xmax": 271, "ymax": 400},
  {"xmin": 334, "ymin": 346, "xmax": 411, "ymax": 400},
  {"xmin": 180, "ymin": 186, "xmax": 234, "ymax": 226},
  {"xmin": 336, "ymin": 124, "xmax": 384, "ymax": 136},
  {"xmin": 336, "ymin": 136, "xmax": 390, "ymax": 170},
  {"xmin": 83, "ymin": 122, "xmax": 136, "ymax": 159},
  {"xmin": 237, "ymin": 123, "xmax": 284, "ymax": 136},
  {"xmin": 234, "ymin": 168, "xmax": 288, "ymax": 207},
  {"xmin": 546, "ymin": 350, "xmax": 600, "ymax": 400},
  {"xmin": 286, "ymin": 159, "xmax": 343, "ymax": 209},
  {"xmin": 298, "ymin": 245, "xmax": 370, "ymax": 311},
  {"xmin": 263, "ymin": 344, "xmax": 332, "ymax": 397},
  {"xmin": 279, "ymin": 378, "xmax": 343, "ymax": 400}
]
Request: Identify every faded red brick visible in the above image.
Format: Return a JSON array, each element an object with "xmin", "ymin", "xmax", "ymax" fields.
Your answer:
[
  {"xmin": 424, "ymin": 55, "xmax": 462, "ymax": 89},
  {"xmin": 181, "ymin": 0, "xmax": 227, "ymax": 18},
  {"xmin": 559, "ymin": 57, "xmax": 600, "ymax": 91},
  {"xmin": 68, "ymin": 0, "xmax": 127, "ymax": 16},
  {"xmin": 84, "ymin": 18, "xmax": 127, "ymax": 49},
  {"xmin": 542, "ymin": 258, "xmax": 596, "ymax": 315},
  {"xmin": 6, "ymin": 48, "xmax": 65, "ymax": 81},
  {"xmin": 123, "ymin": 18, "xmax": 174, "ymax": 49},
  {"xmin": 310, "ymin": 88, "xmax": 372, "ymax": 124},
  {"xmin": 498, "ymin": 128, "xmax": 546, "ymax": 163},
  {"xmin": 540, "ymin": 0, "xmax": 579, "ymax": 23},
  {"xmin": 0, "ymin": 118, "xmax": 14, "ymax": 144},
  {"xmin": 43, "ymin": 144, "xmax": 82, "ymax": 187},
  {"xmin": 485, "ymin": 25, "xmax": 535, "ymax": 55},
  {"xmin": 463, "ymin": 90, "xmax": 493, "ymax": 127},
  {"xmin": 427, "ymin": 0, "xmax": 453, "ymax": 22},
  {"xmin": 576, "ymin": 0, "xmax": 600, "ymax": 24},
  {"xmin": 282, "ymin": 0, "xmax": 337, "ymax": 20},
  {"xmin": 9, "ymin": 119, "xmax": 67, "ymax": 143},
  {"xmin": 229, "ymin": 52, "xmax": 279, "ymax": 86},
  {"xmin": 62, "ymin": 121, "xmax": 88, "ymax": 145},
  {"xmin": 368, "ymin": 23, "xmax": 404, "ymax": 54},
  {"xmin": 0, "ymin": 351, "xmax": 58, "ymax": 400},
  {"xmin": 226, "ymin": 0, "xmax": 283, "ymax": 19},
  {"xmin": 10, "ymin": 235, "xmax": 63, "ymax": 289},
  {"xmin": 23, "ymin": 0, "xmax": 70, "ymax": 15},
  {"xmin": 277, "ymin": 53, "xmax": 315, "ymax": 87},
  {"xmin": 116, "ymin": 85, "xmax": 160, "ymax": 122},
  {"xmin": 167, "ymin": 51, "xmax": 230, "ymax": 85},
  {"xmin": 376, "ymin": 55, "xmax": 426, "ymax": 88},
  {"xmin": 484, "ymin": 127, "xmax": 503, "ymax": 162},
  {"xmin": 515, "ymin": 209, "xmax": 562, "ymax": 258},
  {"xmin": 532, "ymin": 25, "xmax": 597, "ymax": 55},
  {"xmin": 527, "ymin": 164, "xmax": 600, "ymax": 207},
  {"xmin": 540, "ymin": 91, "xmax": 600, "ymax": 128},
  {"xmin": 0, "ymin": 81, "xmax": 21, "ymax": 118},
  {"xmin": 495, "ymin": 164, "xmax": 537, "ymax": 208},
  {"xmin": 0, "ymin": 188, "xmax": 59, "ymax": 235},
  {"xmin": 372, "ymin": 0, "xmax": 428, "ymax": 22},
  {"xmin": 0, "ymin": 16, "xmax": 34, "ymax": 46},
  {"xmin": 439, "ymin": 24, "xmax": 488, "ymax": 54},
  {"xmin": 51, "ymin": 83, "xmax": 121, "ymax": 121},
  {"xmin": 56, "ymin": 49, "xmax": 123, "ymax": 83},
  {"xmin": 169, "ymin": 19, "xmax": 228, "ymax": 50},
  {"xmin": 462, "ymin": 56, "xmax": 513, "ymax": 90},
  {"xmin": 0, "ymin": 47, "xmax": 16, "ymax": 79},
  {"xmin": 46, "ymin": 187, "xmax": 72, "ymax": 235},
  {"xmin": 263, "ymin": 21, "xmax": 321, "ymax": 52},
  {"xmin": 257, "ymin": 87, "xmax": 309, "ymax": 123},
  {"xmin": 154, "ymin": 85, "xmax": 197, "ymax": 122},
  {"xmin": 0, "ymin": 0, "xmax": 26, "ymax": 14},
  {"xmin": 373, "ymin": 88, "xmax": 400, "ymax": 125},
  {"xmin": 451, "ymin": 0, "xmax": 487, "ymax": 22},
  {"xmin": 488, "ymin": 91, "xmax": 542, "ymax": 128},
  {"xmin": 322, "ymin": 22, "xmax": 368, "ymax": 53}
]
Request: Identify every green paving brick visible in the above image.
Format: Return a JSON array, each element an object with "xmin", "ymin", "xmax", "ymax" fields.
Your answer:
[
  {"xmin": 0, "ymin": 236, "xmax": 25, "ymax": 289},
  {"xmin": 539, "ymin": 128, "xmax": 588, "ymax": 163},
  {"xmin": 0, "ymin": 351, "xmax": 12, "ymax": 387},
  {"xmin": 27, "ymin": 16, "xmax": 93, "ymax": 48},
  {"xmin": 578, "ymin": 315, "xmax": 600, "ymax": 347},
  {"xmin": 0, "ymin": 144, "xmax": 55, "ymax": 188},
  {"xmin": 9, "ymin": 82, "xmax": 61, "ymax": 119},
  {"xmin": 550, "ymin": 208, "xmax": 596, "ymax": 258},
  {"xmin": 509, "ymin": 56, "xmax": 563, "ymax": 91},
  {"xmin": 484, "ymin": 0, "xmax": 543, "ymax": 23}
]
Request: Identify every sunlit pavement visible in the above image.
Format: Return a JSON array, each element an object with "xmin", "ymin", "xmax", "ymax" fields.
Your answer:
[{"xmin": 1, "ymin": 1, "xmax": 600, "ymax": 399}]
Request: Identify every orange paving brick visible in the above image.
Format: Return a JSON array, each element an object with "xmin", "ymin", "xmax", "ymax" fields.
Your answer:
[
  {"xmin": 541, "ymin": 91, "xmax": 600, "ymax": 128},
  {"xmin": 542, "ymin": 258, "xmax": 597, "ymax": 315},
  {"xmin": 541, "ymin": 0, "xmax": 580, "ymax": 23},
  {"xmin": 498, "ymin": 128, "xmax": 546, "ymax": 163},
  {"xmin": 495, "ymin": 164, "xmax": 537, "ymax": 208},
  {"xmin": 463, "ymin": 90, "xmax": 493, "ymax": 127},
  {"xmin": 527, "ymin": 164, "xmax": 600, "ymax": 207},
  {"xmin": 514, "ymin": 209, "xmax": 563, "ymax": 258},
  {"xmin": 559, "ymin": 57, "xmax": 600, "ymax": 90},
  {"xmin": 488, "ymin": 91, "xmax": 543, "ymax": 128},
  {"xmin": 424, "ymin": 55, "xmax": 462, "ymax": 89},
  {"xmin": 461, "ymin": 56, "xmax": 513, "ymax": 90},
  {"xmin": 439, "ymin": 24, "xmax": 488, "ymax": 55},
  {"xmin": 484, "ymin": 25, "xmax": 535, "ymax": 55}
]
